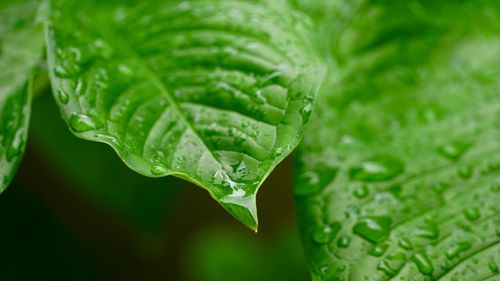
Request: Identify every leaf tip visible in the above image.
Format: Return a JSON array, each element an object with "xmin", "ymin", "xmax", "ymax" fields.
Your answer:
[{"xmin": 220, "ymin": 191, "xmax": 259, "ymax": 232}]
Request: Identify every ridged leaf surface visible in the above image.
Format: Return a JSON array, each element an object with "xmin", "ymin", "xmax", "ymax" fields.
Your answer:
[{"xmin": 45, "ymin": 0, "xmax": 325, "ymax": 229}]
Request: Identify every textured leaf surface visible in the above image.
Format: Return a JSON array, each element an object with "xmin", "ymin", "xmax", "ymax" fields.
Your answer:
[
  {"xmin": 0, "ymin": 0, "xmax": 44, "ymax": 193},
  {"xmin": 295, "ymin": 1, "xmax": 500, "ymax": 280},
  {"xmin": 30, "ymin": 92, "xmax": 182, "ymax": 237},
  {"xmin": 45, "ymin": 0, "xmax": 324, "ymax": 230}
]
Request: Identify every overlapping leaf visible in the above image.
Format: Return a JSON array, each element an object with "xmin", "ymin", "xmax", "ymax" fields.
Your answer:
[
  {"xmin": 295, "ymin": 1, "xmax": 500, "ymax": 280},
  {"xmin": 44, "ymin": 0, "xmax": 325, "ymax": 229},
  {"xmin": 0, "ymin": 0, "xmax": 44, "ymax": 193}
]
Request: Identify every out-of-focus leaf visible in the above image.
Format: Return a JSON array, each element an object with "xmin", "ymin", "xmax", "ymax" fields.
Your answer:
[
  {"xmin": 295, "ymin": 1, "xmax": 500, "ymax": 280},
  {"xmin": 0, "ymin": 0, "xmax": 44, "ymax": 193},
  {"xmin": 185, "ymin": 225, "xmax": 310, "ymax": 281}
]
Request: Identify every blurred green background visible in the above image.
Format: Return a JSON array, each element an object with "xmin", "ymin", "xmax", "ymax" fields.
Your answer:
[{"xmin": 1, "ymin": 92, "xmax": 310, "ymax": 280}]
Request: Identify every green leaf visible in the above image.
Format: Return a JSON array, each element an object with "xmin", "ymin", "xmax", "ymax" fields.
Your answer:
[
  {"xmin": 0, "ymin": 0, "xmax": 44, "ymax": 193},
  {"xmin": 295, "ymin": 1, "xmax": 500, "ymax": 280},
  {"xmin": 30, "ymin": 91, "xmax": 183, "ymax": 238},
  {"xmin": 44, "ymin": 0, "xmax": 325, "ymax": 230}
]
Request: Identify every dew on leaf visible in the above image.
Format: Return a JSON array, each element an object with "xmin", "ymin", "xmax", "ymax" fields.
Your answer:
[
  {"xmin": 489, "ymin": 261, "xmax": 499, "ymax": 273},
  {"xmin": 213, "ymin": 169, "xmax": 239, "ymax": 189},
  {"xmin": 91, "ymin": 39, "xmax": 113, "ymax": 58},
  {"xmin": 353, "ymin": 216, "xmax": 392, "ymax": 243},
  {"xmin": 117, "ymin": 63, "xmax": 134, "ymax": 76},
  {"xmin": 220, "ymin": 189, "xmax": 258, "ymax": 230},
  {"xmin": 353, "ymin": 185, "xmax": 369, "ymax": 198},
  {"xmin": 437, "ymin": 141, "xmax": 471, "ymax": 160},
  {"xmin": 463, "ymin": 207, "xmax": 480, "ymax": 221},
  {"xmin": 58, "ymin": 89, "xmax": 69, "ymax": 104},
  {"xmin": 412, "ymin": 252, "xmax": 433, "ymax": 276},
  {"xmin": 294, "ymin": 166, "xmax": 337, "ymax": 197},
  {"xmin": 151, "ymin": 165, "xmax": 167, "ymax": 176},
  {"xmin": 69, "ymin": 114, "xmax": 97, "ymax": 132},
  {"xmin": 413, "ymin": 225, "xmax": 439, "ymax": 240},
  {"xmin": 377, "ymin": 253, "xmax": 408, "ymax": 278},
  {"xmin": 337, "ymin": 236, "xmax": 351, "ymax": 248},
  {"xmin": 301, "ymin": 97, "xmax": 314, "ymax": 123},
  {"xmin": 6, "ymin": 128, "xmax": 25, "ymax": 162},
  {"xmin": 349, "ymin": 155, "xmax": 404, "ymax": 182},
  {"xmin": 457, "ymin": 166, "xmax": 473, "ymax": 179},
  {"xmin": 377, "ymin": 260, "xmax": 396, "ymax": 277},
  {"xmin": 398, "ymin": 239, "xmax": 413, "ymax": 250},
  {"xmin": 54, "ymin": 47, "xmax": 83, "ymax": 78},
  {"xmin": 445, "ymin": 241, "xmax": 472, "ymax": 260},
  {"xmin": 369, "ymin": 243, "xmax": 389, "ymax": 257},
  {"xmin": 271, "ymin": 146, "xmax": 286, "ymax": 159},
  {"xmin": 312, "ymin": 222, "xmax": 341, "ymax": 244}
]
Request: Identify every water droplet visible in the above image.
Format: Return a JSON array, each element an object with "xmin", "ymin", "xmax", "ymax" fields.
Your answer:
[
  {"xmin": 446, "ymin": 241, "xmax": 472, "ymax": 260},
  {"xmin": 378, "ymin": 260, "xmax": 396, "ymax": 277},
  {"xmin": 213, "ymin": 169, "xmax": 240, "ymax": 189},
  {"xmin": 301, "ymin": 97, "xmax": 313, "ymax": 123},
  {"xmin": 113, "ymin": 6, "xmax": 129, "ymax": 23},
  {"xmin": 151, "ymin": 165, "xmax": 167, "ymax": 176},
  {"xmin": 413, "ymin": 225, "xmax": 439, "ymax": 239},
  {"xmin": 91, "ymin": 39, "xmax": 113, "ymax": 59},
  {"xmin": 353, "ymin": 216, "xmax": 392, "ymax": 243},
  {"xmin": 220, "ymin": 190, "xmax": 258, "ymax": 231},
  {"xmin": 458, "ymin": 166, "xmax": 473, "ymax": 179},
  {"xmin": 312, "ymin": 222, "xmax": 341, "ymax": 244},
  {"xmin": 412, "ymin": 252, "xmax": 433, "ymax": 275},
  {"xmin": 54, "ymin": 47, "xmax": 83, "ymax": 78},
  {"xmin": 489, "ymin": 261, "xmax": 499, "ymax": 273},
  {"xmin": 118, "ymin": 63, "xmax": 134, "ymax": 76},
  {"xmin": 463, "ymin": 207, "xmax": 480, "ymax": 221},
  {"xmin": 272, "ymin": 146, "xmax": 286, "ymax": 159},
  {"xmin": 353, "ymin": 185, "xmax": 369, "ymax": 198},
  {"xmin": 337, "ymin": 236, "xmax": 351, "ymax": 248},
  {"xmin": 437, "ymin": 141, "xmax": 471, "ymax": 160},
  {"xmin": 488, "ymin": 162, "xmax": 500, "ymax": 172},
  {"xmin": 430, "ymin": 181, "xmax": 448, "ymax": 194},
  {"xmin": 6, "ymin": 128, "xmax": 25, "ymax": 162},
  {"xmin": 294, "ymin": 166, "xmax": 337, "ymax": 197},
  {"xmin": 369, "ymin": 243, "xmax": 389, "ymax": 257},
  {"xmin": 69, "ymin": 114, "xmax": 97, "ymax": 132},
  {"xmin": 58, "ymin": 90, "xmax": 69, "ymax": 104},
  {"xmin": 398, "ymin": 239, "xmax": 413, "ymax": 250},
  {"xmin": 349, "ymin": 155, "xmax": 404, "ymax": 182},
  {"xmin": 377, "ymin": 253, "xmax": 406, "ymax": 278}
]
